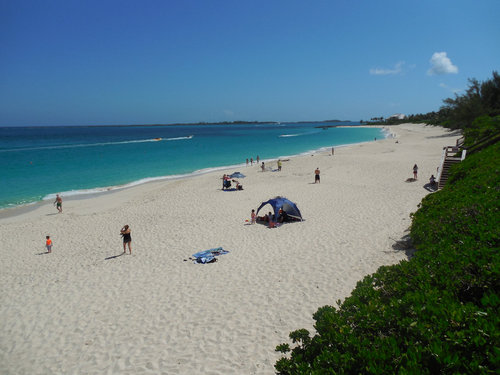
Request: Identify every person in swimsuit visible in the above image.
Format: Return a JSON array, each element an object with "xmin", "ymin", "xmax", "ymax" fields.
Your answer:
[
  {"xmin": 413, "ymin": 164, "xmax": 418, "ymax": 179},
  {"xmin": 54, "ymin": 194, "xmax": 62, "ymax": 213},
  {"xmin": 314, "ymin": 167, "xmax": 320, "ymax": 183},
  {"xmin": 121, "ymin": 225, "xmax": 132, "ymax": 254}
]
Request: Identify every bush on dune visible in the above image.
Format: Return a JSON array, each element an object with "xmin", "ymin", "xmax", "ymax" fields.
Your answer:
[{"xmin": 275, "ymin": 141, "xmax": 500, "ymax": 374}]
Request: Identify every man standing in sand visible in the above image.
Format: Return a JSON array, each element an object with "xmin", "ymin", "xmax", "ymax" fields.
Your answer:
[
  {"xmin": 314, "ymin": 167, "xmax": 320, "ymax": 183},
  {"xmin": 54, "ymin": 194, "xmax": 62, "ymax": 213}
]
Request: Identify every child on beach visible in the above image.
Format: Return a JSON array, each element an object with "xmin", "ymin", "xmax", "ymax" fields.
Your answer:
[
  {"xmin": 45, "ymin": 236, "xmax": 52, "ymax": 253},
  {"xmin": 251, "ymin": 209, "xmax": 256, "ymax": 224}
]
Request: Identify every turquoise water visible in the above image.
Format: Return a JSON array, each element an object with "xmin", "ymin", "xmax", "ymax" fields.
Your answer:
[{"xmin": 0, "ymin": 122, "xmax": 384, "ymax": 209}]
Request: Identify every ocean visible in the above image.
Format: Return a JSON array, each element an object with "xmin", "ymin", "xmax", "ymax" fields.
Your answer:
[{"xmin": 0, "ymin": 122, "xmax": 384, "ymax": 209}]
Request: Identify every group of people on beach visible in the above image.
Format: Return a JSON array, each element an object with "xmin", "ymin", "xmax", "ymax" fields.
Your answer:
[
  {"xmin": 251, "ymin": 208, "xmax": 290, "ymax": 227},
  {"xmin": 45, "ymin": 195, "xmax": 62, "ymax": 253},
  {"xmin": 221, "ymin": 174, "xmax": 243, "ymax": 190},
  {"xmin": 246, "ymin": 155, "xmax": 260, "ymax": 166},
  {"xmin": 412, "ymin": 163, "xmax": 438, "ymax": 187},
  {"xmin": 46, "ymin": 193, "xmax": 133, "ymax": 255}
]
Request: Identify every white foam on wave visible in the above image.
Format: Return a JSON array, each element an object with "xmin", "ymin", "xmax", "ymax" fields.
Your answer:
[
  {"xmin": 0, "ymin": 135, "xmax": 194, "ymax": 153},
  {"xmin": 41, "ymin": 160, "xmax": 247, "ymax": 203}
]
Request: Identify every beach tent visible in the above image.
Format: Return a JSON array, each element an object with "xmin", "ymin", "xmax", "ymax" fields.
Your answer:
[{"xmin": 256, "ymin": 196, "xmax": 303, "ymax": 222}]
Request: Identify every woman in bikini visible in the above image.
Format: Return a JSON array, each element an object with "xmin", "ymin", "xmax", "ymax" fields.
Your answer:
[{"xmin": 121, "ymin": 225, "xmax": 132, "ymax": 254}]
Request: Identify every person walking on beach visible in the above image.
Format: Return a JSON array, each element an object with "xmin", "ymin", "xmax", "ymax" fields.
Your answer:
[
  {"xmin": 314, "ymin": 167, "xmax": 320, "ymax": 183},
  {"xmin": 277, "ymin": 159, "xmax": 282, "ymax": 171},
  {"xmin": 331, "ymin": 147, "xmax": 334, "ymax": 156},
  {"xmin": 251, "ymin": 209, "xmax": 256, "ymax": 224},
  {"xmin": 121, "ymin": 225, "xmax": 132, "ymax": 254},
  {"xmin": 413, "ymin": 164, "xmax": 418, "ymax": 179},
  {"xmin": 261, "ymin": 162, "xmax": 265, "ymax": 172},
  {"xmin": 54, "ymin": 194, "xmax": 62, "ymax": 213},
  {"xmin": 45, "ymin": 236, "xmax": 52, "ymax": 253}
]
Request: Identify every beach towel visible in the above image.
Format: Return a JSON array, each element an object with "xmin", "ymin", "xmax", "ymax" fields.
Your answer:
[{"xmin": 192, "ymin": 247, "xmax": 230, "ymax": 264}]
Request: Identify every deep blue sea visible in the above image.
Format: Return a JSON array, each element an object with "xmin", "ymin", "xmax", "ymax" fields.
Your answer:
[{"xmin": 0, "ymin": 122, "xmax": 384, "ymax": 209}]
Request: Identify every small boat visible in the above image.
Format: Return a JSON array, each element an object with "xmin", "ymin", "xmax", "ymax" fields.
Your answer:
[{"xmin": 154, "ymin": 138, "xmax": 162, "ymax": 141}]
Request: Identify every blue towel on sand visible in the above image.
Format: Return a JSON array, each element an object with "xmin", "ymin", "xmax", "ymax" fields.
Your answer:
[{"xmin": 192, "ymin": 247, "xmax": 230, "ymax": 264}]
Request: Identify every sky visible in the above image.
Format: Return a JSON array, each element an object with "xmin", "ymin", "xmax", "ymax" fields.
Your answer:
[{"xmin": 1, "ymin": 0, "xmax": 499, "ymax": 126}]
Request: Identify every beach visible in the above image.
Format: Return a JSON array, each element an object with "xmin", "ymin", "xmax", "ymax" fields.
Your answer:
[{"xmin": 0, "ymin": 124, "xmax": 461, "ymax": 374}]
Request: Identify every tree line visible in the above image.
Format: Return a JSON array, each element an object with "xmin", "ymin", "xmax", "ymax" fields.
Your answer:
[{"xmin": 366, "ymin": 71, "xmax": 500, "ymax": 130}]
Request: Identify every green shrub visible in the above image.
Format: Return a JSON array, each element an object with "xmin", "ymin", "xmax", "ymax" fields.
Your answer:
[
  {"xmin": 463, "ymin": 115, "xmax": 500, "ymax": 148},
  {"xmin": 275, "ymin": 142, "xmax": 500, "ymax": 374}
]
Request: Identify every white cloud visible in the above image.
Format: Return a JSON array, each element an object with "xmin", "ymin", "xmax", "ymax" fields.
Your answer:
[
  {"xmin": 427, "ymin": 52, "xmax": 458, "ymax": 75},
  {"xmin": 370, "ymin": 61, "xmax": 405, "ymax": 75}
]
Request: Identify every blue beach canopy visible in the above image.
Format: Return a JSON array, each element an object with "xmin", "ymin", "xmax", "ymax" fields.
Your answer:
[
  {"xmin": 229, "ymin": 172, "xmax": 246, "ymax": 178},
  {"xmin": 256, "ymin": 196, "xmax": 303, "ymax": 222}
]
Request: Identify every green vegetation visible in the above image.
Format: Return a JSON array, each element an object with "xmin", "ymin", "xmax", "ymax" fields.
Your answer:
[
  {"xmin": 275, "ymin": 74, "xmax": 500, "ymax": 374},
  {"xmin": 366, "ymin": 71, "xmax": 500, "ymax": 129}
]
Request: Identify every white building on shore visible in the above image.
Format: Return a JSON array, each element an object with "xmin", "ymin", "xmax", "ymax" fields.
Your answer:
[{"xmin": 387, "ymin": 113, "xmax": 406, "ymax": 120}]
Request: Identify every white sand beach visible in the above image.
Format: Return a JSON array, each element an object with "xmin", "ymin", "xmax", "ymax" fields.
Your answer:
[{"xmin": 0, "ymin": 124, "xmax": 461, "ymax": 374}]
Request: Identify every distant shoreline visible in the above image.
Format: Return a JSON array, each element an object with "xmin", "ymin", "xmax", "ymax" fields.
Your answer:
[{"xmin": 0, "ymin": 120, "xmax": 354, "ymax": 129}]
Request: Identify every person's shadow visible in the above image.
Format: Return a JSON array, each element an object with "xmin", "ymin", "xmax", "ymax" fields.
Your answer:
[
  {"xmin": 424, "ymin": 182, "xmax": 438, "ymax": 192},
  {"xmin": 105, "ymin": 253, "xmax": 125, "ymax": 260}
]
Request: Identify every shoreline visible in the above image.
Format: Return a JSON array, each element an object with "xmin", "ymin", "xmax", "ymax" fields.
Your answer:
[
  {"xmin": 0, "ymin": 124, "xmax": 461, "ymax": 374},
  {"xmin": 0, "ymin": 129, "xmax": 385, "ymax": 217}
]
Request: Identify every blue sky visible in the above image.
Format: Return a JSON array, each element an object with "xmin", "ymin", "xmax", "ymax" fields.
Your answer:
[{"xmin": 1, "ymin": 0, "xmax": 499, "ymax": 126}]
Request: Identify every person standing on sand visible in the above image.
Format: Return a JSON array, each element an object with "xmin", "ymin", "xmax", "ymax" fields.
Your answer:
[
  {"xmin": 261, "ymin": 162, "xmax": 265, "ymax": 172},
  {"xmin": 54, "ymin": 194, "xmax": 62, "ymax": 213},
  {"xmin": 251, "ymin": 209, "xmax": 256, "ymax": 224},
  {"xmin": 277, "ymin": 159, "xmax": 282, "ymax": 171},
  {"xmin": 331, "ymin": 147, "xmax": 334, "ymax": 156},
  {"xmin": 45, "ymin": 236, "xmax": 52, "ymax": 253},
  {"xmin": 413, "ymin": 164, "xmax": 418, "ymax": 179},
  {"xmin": 121, "ymin": 225, "xmax": 132, "ymax": 254},
  {"xmin": 314, "ymin": 167, "xmax": 320, "ymax": 183}
]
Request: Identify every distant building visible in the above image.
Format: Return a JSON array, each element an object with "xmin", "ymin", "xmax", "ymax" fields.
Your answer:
[{"xmin": 387, "ymin": 113, "xmax": 406, "ymax": 120}]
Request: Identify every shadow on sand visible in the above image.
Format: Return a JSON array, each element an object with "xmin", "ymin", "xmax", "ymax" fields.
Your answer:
[
  {"xmin": 390, "ymin": 234, "xmax": 416, "ymax": 259},
  {"xmin": 105, "ymin": 253, "xmax": 126, "ymax": 260},
  {"xmin": 424, "ymin": 182, "xmax": 438, "ymax": 192}
]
